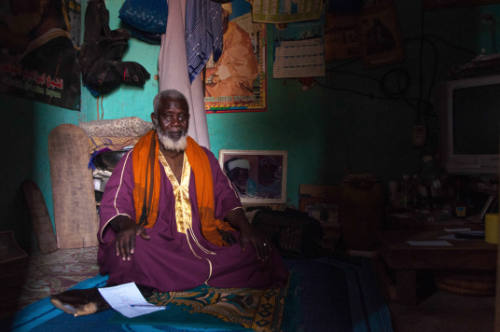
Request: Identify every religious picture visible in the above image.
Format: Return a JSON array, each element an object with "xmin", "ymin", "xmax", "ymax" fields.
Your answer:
[
  {"xmin": 204, "ymin": 0, "xmax": 267, "ymax": 113},
  {"xmin": 0, "ymin": 0, "xmax": 81, "ymax": 110},
  {"xmin": 324, "ymin": 13, "xmax": 361, "ymax": 61},
  {"xmin": 219, "ymin": 150, "xmax": 288, "ymax": 205},
  {"xmin": 359, "ymin": 0, "xmax": 403, "ymax": 66}
]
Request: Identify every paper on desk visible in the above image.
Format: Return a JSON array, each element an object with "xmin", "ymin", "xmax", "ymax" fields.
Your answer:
[
  {"xmin": 438, "ymin": 234, "xmax": 465, "ymax": 241},
  {"xmin": 98, "ymin": 282, "xmax": 164, "ymax": 318},
  {"xmin": 444, "ymin": 227, "xmax": 471, "ymax": 232},
  {"xmin": 406, "ymin": 240, "xmax": 452, "ymax": 247}
]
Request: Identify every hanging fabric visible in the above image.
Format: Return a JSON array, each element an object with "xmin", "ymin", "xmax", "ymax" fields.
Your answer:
[
  {"xmin": 119, "ymin": 0, "xmax": 168, "ymax": 44},
  {"xmin": 185, "ymin": 0, "xmax": 224, "ymax": 82},
  {"xmin": 158, "ymin": 0, "xmax": 211, "ymax": 149},
  {"xmin": 119, "ymin": 0, "xmax": 168, "ymax": 34},
  {"xmin": 80, "ymin": 0, "xmax": 150, "ymax": 96}
]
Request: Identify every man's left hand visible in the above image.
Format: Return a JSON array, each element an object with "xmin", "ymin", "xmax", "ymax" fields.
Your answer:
[
  {"xmin": 224, "ymin": 208, "xmax": 270, "ymax": 261},
  {"xmin": 239, "ymin": 225, "xmax": 270, "ymax": 261}
]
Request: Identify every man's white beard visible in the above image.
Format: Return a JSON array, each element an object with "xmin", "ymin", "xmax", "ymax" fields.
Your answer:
[{"xmin": 157, "ymin": 130, "xmax": 187, "ymax": 152}]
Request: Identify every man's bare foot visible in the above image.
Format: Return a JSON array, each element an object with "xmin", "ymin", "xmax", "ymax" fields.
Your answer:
[{"xmin": 50, "ymin": 288, "xmax": 110, "ymax": 317}]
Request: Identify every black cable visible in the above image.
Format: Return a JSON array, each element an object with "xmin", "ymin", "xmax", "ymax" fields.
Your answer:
[
  {"xmin": 316, "ymin": 19, "xmax": 471, "ymax": 121},
  {"xmin": 326, "ymin": 58, "xmax": 360, "ymax": 70},
  {"xmin": 401, "ymin": 35, "xmax": 440, "ymax": 110},
  {"xmin": 379, "ymin": 67, "xmax": 411, "ymax": 97},
  {"xmin": 423, "ymin": 33, "xmax": 477, "ymax": 56},
  {"xmin": 314, "ymin": 78, "xmax": 434, "ymax": 110},
  {"xmin": 417, "ymin": 6, "xmax": 425, "ymax": 124},
  {"xmin": 325, "ymin": 68, "xmax": 380, "ymax": 82},
  {"xmin": 424, "ymin": 36, "xmax": 439, "ymax": 101},
  {"xmin": 314, "ymin": 79, "xmax": 386, "ymax": 100}
]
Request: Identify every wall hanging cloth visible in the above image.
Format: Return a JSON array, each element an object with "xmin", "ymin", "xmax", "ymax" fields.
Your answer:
[
  {"xmin": 119, "ymin": 0, "xmax": 168, "ymax": 44},
  {"xmin": 158, "ymin": 0, "xmax": 210, "ymax": 149},
  {"xmin": 119, "ymin": 0, "xmax": 168, "ymax": 34},
  {"xmin": 185, "ymin": 0, "xmax": 224, "ymax": 82},
  {"xmin": 80, "ymin": 0, "xmax": 150, "ymax": 96}
]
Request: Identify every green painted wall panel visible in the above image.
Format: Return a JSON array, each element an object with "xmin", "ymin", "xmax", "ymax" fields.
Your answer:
[{"xmin": 0, "ymin": 95, "xmax": 82, "ymax": 249}]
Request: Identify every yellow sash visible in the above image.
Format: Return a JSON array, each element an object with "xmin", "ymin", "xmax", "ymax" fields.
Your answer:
[{"xmin": 132, "ymin": 131, "xmax": 234, "ymax": 246}]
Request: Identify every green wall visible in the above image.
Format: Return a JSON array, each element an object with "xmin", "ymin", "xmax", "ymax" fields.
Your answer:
[
  {"xmin": 1, "ymin": 0, "xmax": 497, "ymax": 249},
  {"xmin": 0, "ymin": 96, "xmax": 82, "ymax": 249}
]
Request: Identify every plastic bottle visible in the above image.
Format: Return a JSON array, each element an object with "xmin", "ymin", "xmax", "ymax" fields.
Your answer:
[{"xmin": 401, "ymin": 175, "xmax": 410, "ymax": 209}]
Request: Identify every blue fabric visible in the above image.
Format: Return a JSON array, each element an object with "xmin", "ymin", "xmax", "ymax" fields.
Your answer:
[
  {"xmin": 88, "ymin": 148, "xmax": 112, "ymax": 170},
  {"xmin": 119, "ymin": 0, "xmax": 168, "ymax": 34},
  {"xmin": 281, "ymin": 260, "xmax": 352, "ymax": 332},
  {"xmin": 3, "ymin": 258, "xmax": 393, "ymax": 332},
  {"xmin": 5, "ymin": 274, "xmax": 109, "ymax": 332},
  {"xmin": 109, "ymin": 304, "xmax": 251, "ymax": 331},
  {"xmin": 316, "ymin": 257, "xmax": 394, "ymax": 332},
  {"xmin": 30, "ymin": 309, "xmax": 249, "ymax": 332},
  {"xmin": 185, "ymin": 0, "xmax": 224, "ymax": 82}
]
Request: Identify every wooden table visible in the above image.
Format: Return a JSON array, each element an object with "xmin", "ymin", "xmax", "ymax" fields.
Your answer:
[{"xmin": 380, "ymin": 229, "xmax": 497, "ymax": 304}]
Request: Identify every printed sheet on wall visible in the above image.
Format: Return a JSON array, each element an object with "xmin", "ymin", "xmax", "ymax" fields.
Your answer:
[
  {"xmin": 0, "ymin": 0, "xmax": 81, "ymax": 110},
  {"xmin": 273, "ymin": 38, "xmax": 325, "ymax": 78},
  {"xmin": 272, "ymin": 18, "xmax": 325, "ymax": 78},
  {"xmin": 204, "ymin": 0, "xmax": 267, "ymax": 113}
]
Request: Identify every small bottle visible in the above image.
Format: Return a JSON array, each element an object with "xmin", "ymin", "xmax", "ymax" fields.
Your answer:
[
  {"xmin": 454, "ymin": 186, "xmax": 467, "ymax": 218},
  {"xmin": 401, "ymin": 175, "xmax": 410, "ymax": 209}
]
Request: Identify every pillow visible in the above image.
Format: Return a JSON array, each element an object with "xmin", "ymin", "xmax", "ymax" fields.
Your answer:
[{"xmin": 79, "ymin": 117, "xmax": 153, "ymax": 137}]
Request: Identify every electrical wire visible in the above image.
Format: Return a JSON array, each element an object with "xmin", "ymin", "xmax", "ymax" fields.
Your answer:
[
  {"xmin": 417, "ymin": 6, "xmax": 425, "ymax": 124},
  {"xmin": 315, "ymin": 15, "xmax": 477, "ymax": 123},
  {"xmin": 424, "ymin": 33, "xmax": 477, "ymax": 56}
]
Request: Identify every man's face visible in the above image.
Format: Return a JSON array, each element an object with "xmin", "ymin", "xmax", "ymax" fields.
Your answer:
[
  {"xmin": 229, "ymin": 168, "xmax": 249, "ymax": 192},
  {"xmin": 152, "ymin": 98, "xmax": 189, "ymax": 142},
  {"xmin": 258, "ymin": 159, "xmax": 278, "ymax": 185}
]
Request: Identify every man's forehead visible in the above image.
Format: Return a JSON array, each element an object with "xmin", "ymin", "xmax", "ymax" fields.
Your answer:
[{"xmin": 158, "ymin": 98, "xmax": 188, "ymax": 113}]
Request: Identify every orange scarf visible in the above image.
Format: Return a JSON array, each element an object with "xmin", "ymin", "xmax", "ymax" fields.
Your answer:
[{"xmin": 132, "ymin": 130, "xmax": 234, "ymax": 246}]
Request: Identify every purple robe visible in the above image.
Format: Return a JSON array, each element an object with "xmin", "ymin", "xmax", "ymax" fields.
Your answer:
[{"xmin": 97, "ymin": 147, "xmax": 288, "ymax": 292}]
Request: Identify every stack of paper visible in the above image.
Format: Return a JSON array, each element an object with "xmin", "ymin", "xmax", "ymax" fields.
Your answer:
[{"xmin": 98, "ymin": 282, "xmax": 165, "ymax": 318}]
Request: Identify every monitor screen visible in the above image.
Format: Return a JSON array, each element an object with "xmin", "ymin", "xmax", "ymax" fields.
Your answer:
[{"xmin": 453, "ymin": 84, "xmax": 500, "ymax": 155}]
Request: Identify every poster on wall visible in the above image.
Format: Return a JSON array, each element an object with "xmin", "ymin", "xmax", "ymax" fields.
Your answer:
[
  {"xmin": 359, "ymin": 1, "xmax": 404, "ymax": 66},
  {"xmin": 0, "ymin": 0, "xmax": 81, "ymax": 111},
  {"xmin": 204, "ymin": 0, "xmax": 267, "ymax": 113},
  {"xmin": 324, "ymin": 13, "xmax": 361, "ymax": 61}
]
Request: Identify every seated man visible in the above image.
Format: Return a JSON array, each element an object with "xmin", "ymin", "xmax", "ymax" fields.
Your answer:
[{"xmin": 51, "ymin": 89, "xmax": 288, "ymax": 316}]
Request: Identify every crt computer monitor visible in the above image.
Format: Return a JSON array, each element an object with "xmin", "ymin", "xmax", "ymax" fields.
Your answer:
[{"xmin": 437, "ymin": 75, "xmax": 500, "ymax": 175}]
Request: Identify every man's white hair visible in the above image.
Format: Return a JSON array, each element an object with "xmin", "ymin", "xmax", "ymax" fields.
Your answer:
[{"xmin": 153, "ymin": 89, "xmax": 189, "ymax": 114}]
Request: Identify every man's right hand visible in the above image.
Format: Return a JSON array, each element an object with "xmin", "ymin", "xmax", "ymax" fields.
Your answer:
[{"xmin": 110, "ymin": 216, "xmax": 150, "ymax": 261}]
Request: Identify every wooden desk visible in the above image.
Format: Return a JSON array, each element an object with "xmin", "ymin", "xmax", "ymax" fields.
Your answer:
[{"xmin": 380, "ymin": 229, "xmax": 497, "ymax": 304}]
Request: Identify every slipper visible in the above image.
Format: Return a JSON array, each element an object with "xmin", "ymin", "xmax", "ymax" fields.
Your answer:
[{"xmin": 50, "ymin": 288, "xmax": 110, "ymax": 317}]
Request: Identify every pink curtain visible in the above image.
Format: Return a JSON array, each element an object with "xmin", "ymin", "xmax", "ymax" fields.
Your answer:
[{"xmin": 158, "ymin": 0, "xmax": 210, "ymax": 149}]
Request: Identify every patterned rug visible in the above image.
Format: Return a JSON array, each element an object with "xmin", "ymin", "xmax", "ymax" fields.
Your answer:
[
  {"xmin": 144, "ymin": 285, "xmax": 287, "ymax": 331},
  {"xmin": 0, "ymin": 246, "xmax": 99, "ymax": 319}
]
